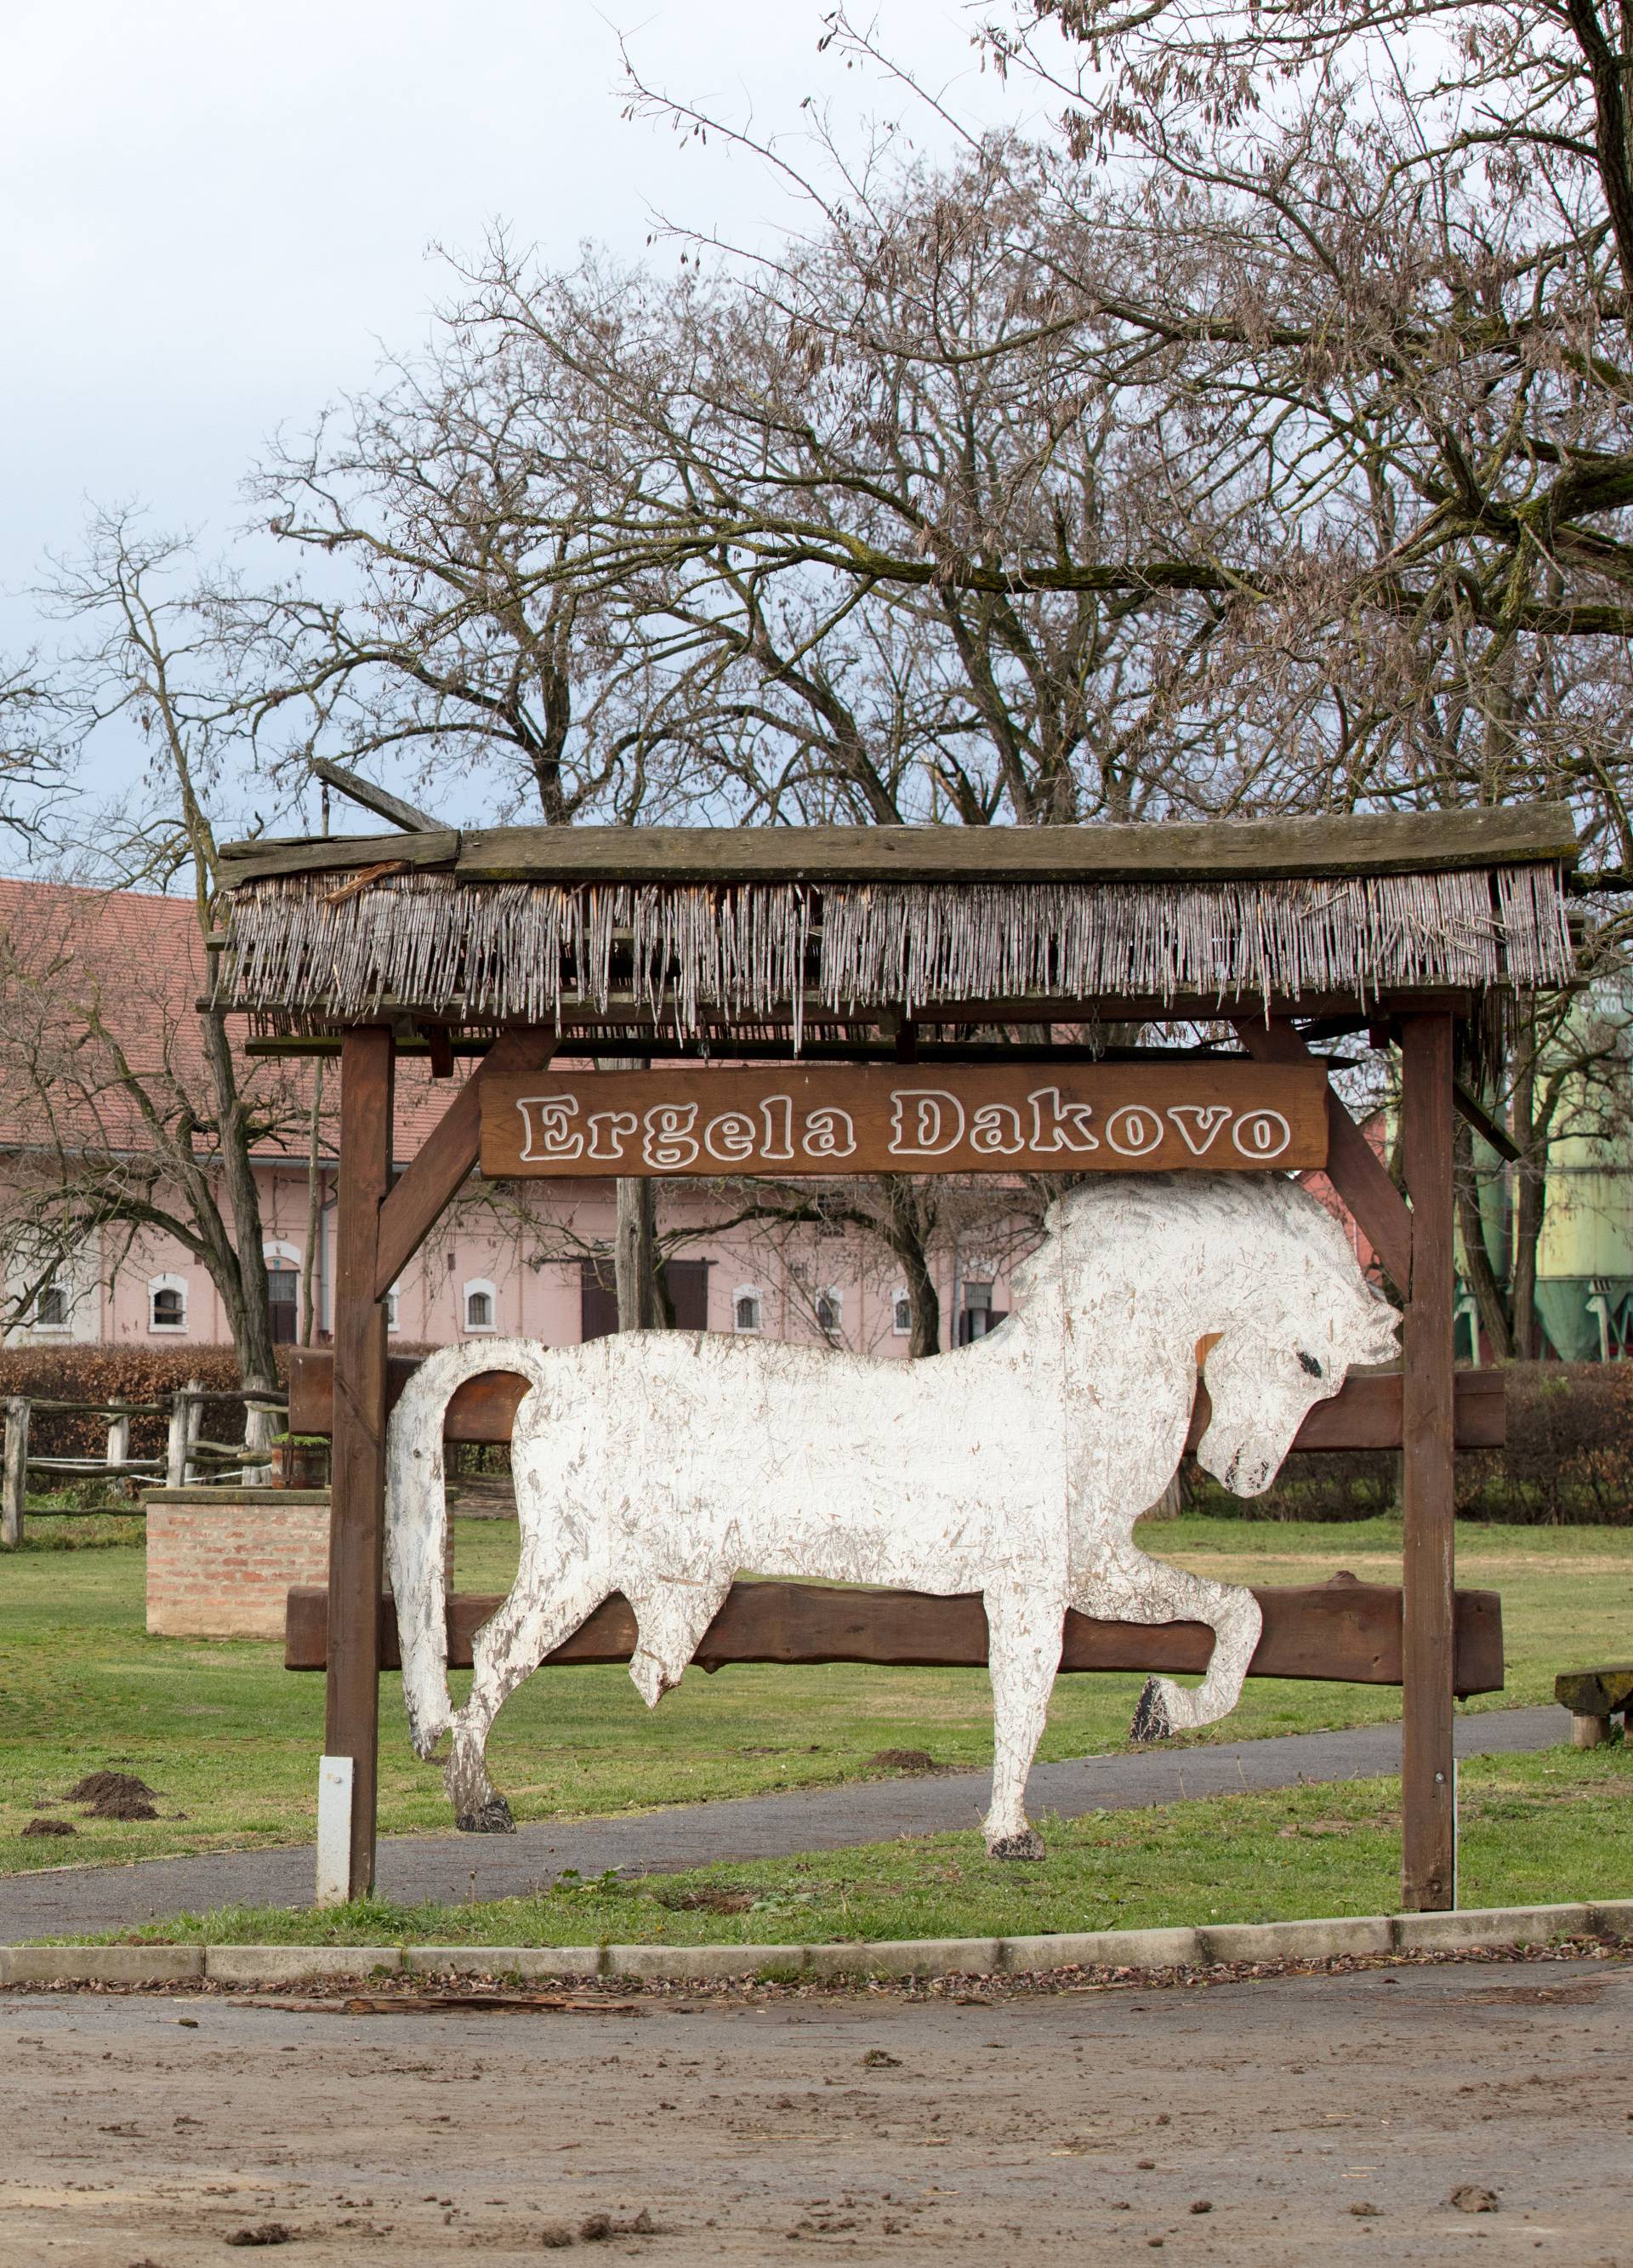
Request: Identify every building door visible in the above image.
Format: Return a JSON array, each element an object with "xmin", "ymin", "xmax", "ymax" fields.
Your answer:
[
  {"xmin": 266, "ymin": 1262, "xmax": 299, "ymax": 1344},
  {"xmin": 580, "ymin": 1257, "xmax": 710, "ymax": 1340}
]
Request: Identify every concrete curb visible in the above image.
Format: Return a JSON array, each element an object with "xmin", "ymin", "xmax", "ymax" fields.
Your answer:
[{"xmin": 3, "ymin": 1899, "xmax": 1628, "ymax": 1989}]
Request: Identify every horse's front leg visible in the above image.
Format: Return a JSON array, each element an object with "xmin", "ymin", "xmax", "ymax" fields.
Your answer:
[
  {"xmin": 626, "ymin": 1569, "xmax": 735, "ymax": 1708},
  {"xmin": 1078, "ymin": 1541, "xmax": 1262, "ymax": 1743},
  {"xmin": 982, "ymin": 1584, "xmax": 1066, "ymax": 1861}
]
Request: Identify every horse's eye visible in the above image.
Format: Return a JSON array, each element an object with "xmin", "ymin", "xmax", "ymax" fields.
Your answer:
[{"xmin": 1299, "ymin": 1352, "xmax": 1323, "ymax": 1378}]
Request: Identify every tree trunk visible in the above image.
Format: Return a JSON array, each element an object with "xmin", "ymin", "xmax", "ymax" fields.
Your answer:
[
  {"xmin": 1511, "ymin": 1053, "xmax": 1543, "ymax": 1361},
  {"xmin": 199, "ymin": 1003, "xmax": 281, "ymax": 1467},
  {"xmin": 614, "ymin": 1174, "xmax": 663, "ymax": 1331},
  {"xmin": 879, "ymin": 1174, "xmax": 940, "ymax": 1357},
  {"xmin": 605, "ymin": 1059, "xmax": 666, "ymax": 1330},
  {"xmin": 1453, "ymin": 1120, "xmax": 1514, "ymax": 1361}
]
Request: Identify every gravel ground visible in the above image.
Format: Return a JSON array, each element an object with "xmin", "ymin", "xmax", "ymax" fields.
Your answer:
[
  {"xmin": 0, "ymin": 1706, "xmax": 1562, "ymax": 1937},
  {"xmin": 1, "ymin": 1948, "xmax": 1628, "ymax": 2264}
]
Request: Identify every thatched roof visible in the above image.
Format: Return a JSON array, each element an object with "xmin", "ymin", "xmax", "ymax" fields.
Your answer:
[{"xmin": 213, "ymin": 806, "xmax": 1578, "ymax": 1045}]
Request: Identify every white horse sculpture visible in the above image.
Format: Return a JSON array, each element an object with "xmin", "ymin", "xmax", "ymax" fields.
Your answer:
[{"xmin": 385, "ymin": 1173, "xmax": 1397, "ymax": 1856}]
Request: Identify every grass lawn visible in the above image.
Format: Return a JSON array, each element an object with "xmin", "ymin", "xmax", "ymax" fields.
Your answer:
[
  {"xmin": 83, "ymin": 1746, "xmax": 1633, "ymax": 1949},
  {"xmin": 2, "ymin": 1512, "xmax": 1629, "ymax": 1878}
]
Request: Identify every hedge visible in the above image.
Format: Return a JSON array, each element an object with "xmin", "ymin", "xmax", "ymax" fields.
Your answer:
[
  {"xmin": 1186, "ymin": 1361, "xmax": 1633, "ymax": 1525},
  {"xmin": 0, "ymin": 1343, "xmax": 441, "ymax": 1464}
]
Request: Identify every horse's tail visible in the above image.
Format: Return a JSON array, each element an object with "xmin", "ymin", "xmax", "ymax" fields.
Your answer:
[{"xmin": 384, "ymin": 1337, "xmax": 552, "ymax": 1759}]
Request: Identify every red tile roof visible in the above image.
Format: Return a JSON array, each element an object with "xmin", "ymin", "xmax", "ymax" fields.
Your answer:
[{"xmin": 0, "ymin": 878, "xmax": 457, "ymax": 1165}]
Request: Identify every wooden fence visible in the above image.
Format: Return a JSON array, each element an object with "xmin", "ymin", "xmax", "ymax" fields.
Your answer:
[{"xmin": 1, "ymin": 1382, "xmax": 290, "ymax": 1547}]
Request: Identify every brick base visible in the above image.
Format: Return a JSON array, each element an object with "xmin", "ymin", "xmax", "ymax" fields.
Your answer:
[
  {"xmin": 143, "ymin": 1490, "xmax": 458, "ymax": 1641},
  {"xmin": 145, "ymin": 1490, "xmax": 333, "ymax": 1638}
]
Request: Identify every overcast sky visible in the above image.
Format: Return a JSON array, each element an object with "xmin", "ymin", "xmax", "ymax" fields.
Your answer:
[{"xmin": 1, "ymin": 1, "xmax": 1027, "ymax": 846}]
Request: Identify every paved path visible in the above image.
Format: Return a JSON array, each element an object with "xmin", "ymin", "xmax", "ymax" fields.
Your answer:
[{"xmin": 0, "ymin": 1705, "xmax": 1561, "ymax": 1937}]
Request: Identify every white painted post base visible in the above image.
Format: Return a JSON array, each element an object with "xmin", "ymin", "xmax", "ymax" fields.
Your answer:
[{"xmin": 316, "ymin": 1755, "xmax": 355, "ymax": 1907}]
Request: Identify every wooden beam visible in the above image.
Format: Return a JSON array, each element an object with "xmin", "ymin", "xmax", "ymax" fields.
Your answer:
[
  {"xmin": 284, "ymin": 1576, "xmax": 1505, "ymax": 1695},
  {"xmin": 374, "ymin": 1025, "xmax": 556, "ymax": 1299},
  {"xmin": 217, "ymin": 802, "xmax": 1577, "ymax": 891},
  {"xmin": 1453, "ymin": 1080, "xmax": 1522, "ymax": 1165},
  {"xmin": 287, "ymin": 1347, "xmax": 1505, "ymax": 1452},
  {"xmin": 1400, "ymin": 1012, "xmax": 1459, "ymax": 1912},
  {"xmin": 217, "ymin": 829, "xmax": 459, "ymax": 889},
  {"xmin": 1232, "ymin": 1017, "xmax": 1414, "ymax": 1294},
  {"xmin": 310, "ymin": 759, "xmax": 441, "ymax": 835},
  {"xmin": 325, "ymin": 1027, "xmax": 395, "ymax": 1903}
]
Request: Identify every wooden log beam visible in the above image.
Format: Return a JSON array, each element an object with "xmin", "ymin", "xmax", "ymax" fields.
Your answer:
[
  {"xmin": 218, "ymin": 801, "xmax": 1579, "ymax": 888},
  {"xmin": 373, "ymin": 1024, "xmax": 556, "ymax": 1299},
  {"xmin": 286, "ymin": 1348, "xmax": 1505, "ymax": 1453},
  {"xmin": 283, "ymin": 1576, "xmax": 1505, "ymax": 1695},
  {"xmin": 1400, "ymin": 1011, "xmax": 1459, "ymax": 1913},
  {"xmin": 1231, "ymin": 1017, "xmax": 1414, "ymax": 1294},
  {"xmin": 326, "ymin": 1026, "xmax": 395, "ymax": 1902}
]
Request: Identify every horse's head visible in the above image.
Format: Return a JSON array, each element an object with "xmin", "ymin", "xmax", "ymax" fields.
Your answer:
[{"xmin": 1191, "ymin": 1185, "xmax": 1401, "ymax": 1498}]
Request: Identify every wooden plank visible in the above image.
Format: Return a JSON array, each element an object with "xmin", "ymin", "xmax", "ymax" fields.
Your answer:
[
  {"xmin": 283, "ymin": 1576, "xmax": 1505, "ymax": 1695},
  {"xmin": 454, "ymin": 807, "xmax": 1572, "ymax": 881},
  {"xmin": 217, "ymin": 829, "xmax": 460, "ymax": 889},
  {"xmin": 217, "ymin": 804, "xmax": 1577, "ymax": 891},
  {"xmin": 480, "ymin": 1062, "xmax": 1329, "ymax": 1180},
  {"xmin": 374, "ymin": 1025, "xmax": 557, "ymax": 1298},
  {"xmin": 1400, "ymin": 1011, "xmax": 1458, "ymax": 1913},
  {"xmin": 310, "ymin": 759, "xmax": 441, "ymax": 835},
  {"xmin": 1232, "ymin": 1017, "xmax": 1414, "ymax": 1292},
  {"xmin": 286, "ymin": 1348, "xmax": 1505, "ymax": 1452},
  {"xmin": 326, "ymin": 1027, "xmax": 395, "ymax": 1903}
]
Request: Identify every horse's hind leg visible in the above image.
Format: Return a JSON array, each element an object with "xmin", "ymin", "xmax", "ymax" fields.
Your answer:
[
  {"xmin": 1079, "ymin": 1541, "xmax": 1262, "ymax": 1743},
  {"xmin": 982, "ymin": 1585, "xmax": 1065, "ymax": 1861},
  {"xmin": 446, "ymin": 1570, "xmax": 609, "ymax": 1832}
]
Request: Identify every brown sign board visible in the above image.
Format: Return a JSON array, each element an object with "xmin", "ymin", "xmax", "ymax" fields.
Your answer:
[{"xmin": 479, "ymin": 1063, "xmax": 1329, "ymax": 1180}]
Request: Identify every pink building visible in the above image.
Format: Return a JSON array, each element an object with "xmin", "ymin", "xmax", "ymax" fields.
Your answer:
[{"xmin": 0, "ymin": 880, "xmax": 1016, "ymax": 1360}]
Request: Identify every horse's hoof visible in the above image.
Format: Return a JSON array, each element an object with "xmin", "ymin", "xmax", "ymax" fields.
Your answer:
[
  {"xmin": 987, "ymin": 1828, "xmax": 1045, "ymax": 1863},
  {"xmin": 455, "ymin": 1796, "xmax": 515, "ymax": 1834},
  {"xmin": 1129, "ymin": 1677, "xmax": 1174, "ymax": 1743}
]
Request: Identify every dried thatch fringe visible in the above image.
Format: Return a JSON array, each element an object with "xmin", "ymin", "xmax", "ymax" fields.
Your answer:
[{"xmin": 218, "ymin": 864, "xmax": 1574, "ymax": 1040}]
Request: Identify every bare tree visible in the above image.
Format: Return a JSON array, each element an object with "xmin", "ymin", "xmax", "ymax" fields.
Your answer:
[{"xmin": 0, "ymin": 512, "xmax": 308, "ymax": 1430}]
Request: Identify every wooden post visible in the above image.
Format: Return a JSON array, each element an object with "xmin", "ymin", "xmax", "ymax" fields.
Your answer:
[
  {"xmin": 324, "ymin": 1025, "xmax": 395, "ymax": 1901},
  {"xmin": 105, "ymin": 1407, "xmax": 131, "ymax": 1471},
  {"xmin": 166, "ymin": 1381, "xmax": 202, "ymax": 1490},
  {"xmin": 1400, "ymin": 1013, "xmax": 1458, "ymax": 1911},
  {"xmin": 3, "ymin": 1396, "xmax": 30, "ymax": 1548}
]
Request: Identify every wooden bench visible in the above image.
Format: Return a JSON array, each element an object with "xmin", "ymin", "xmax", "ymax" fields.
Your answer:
[{"xmin": 1555, "ymin": 1667, "xmax": 1633, "ymax": 1747}]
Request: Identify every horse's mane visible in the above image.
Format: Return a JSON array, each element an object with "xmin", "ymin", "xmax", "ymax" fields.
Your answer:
[{"xmin": 1012, "ymin": 1173, "xmax": 1365, "ymax": 1312}]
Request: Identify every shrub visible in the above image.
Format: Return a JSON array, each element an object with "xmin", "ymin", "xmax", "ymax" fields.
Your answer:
[
  {"xmin": 1184, "ymin": 1362, "xmax": 1633, "ymax": 1525},
  {"xmin": 0, "ymin": 1347, "xmax": 275, "ymax": 1462}
]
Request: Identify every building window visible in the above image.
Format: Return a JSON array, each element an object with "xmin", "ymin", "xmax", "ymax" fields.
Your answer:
[
  {"xmin": 815, "ymin": 1286, "xmax": 842, "ymax": 1336},
  {"xmin": 892, "ymin": 1287, "xmax": 912, "ymax": 1336},
  {"xmin": 33, "ymin": 1280, "xmax": 69, "ymax": 1331},
  {"xmin": 464, "ymin": 1279, "xmax": 497, "ymax": 1333},
  {"xmin": 384, "ymin": 1283, "xmax": 401, "ymax": 1333},
  {"xmin": 733, "ymin": 1286, "xmax": 762, "ymax": 1334},
  {"xmin": 149, "ymin": 1274, "xmax": 188, "ymax": 1333}
]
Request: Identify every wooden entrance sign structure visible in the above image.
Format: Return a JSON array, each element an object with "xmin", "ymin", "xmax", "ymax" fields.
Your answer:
[{"xmin": 212, "ymin": 801, "xmax": 1579, "ymax": 1910}]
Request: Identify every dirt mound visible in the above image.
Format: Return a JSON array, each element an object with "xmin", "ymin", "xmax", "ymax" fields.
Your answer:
[
  {"xmin": 868, "ymin": 1748, "xmax": 940, "ymax": 1774},
  {"xmin": 68, "ymin": 1771, "xmax": 156, "ymax": 1807},
  {"xmin": 21, "ymin": 1817, "xmax": 77, "ymax": 1838},
  {"xmin": 70, "ymin": 1771, "xmax": 161, "ymax": 1819}
]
